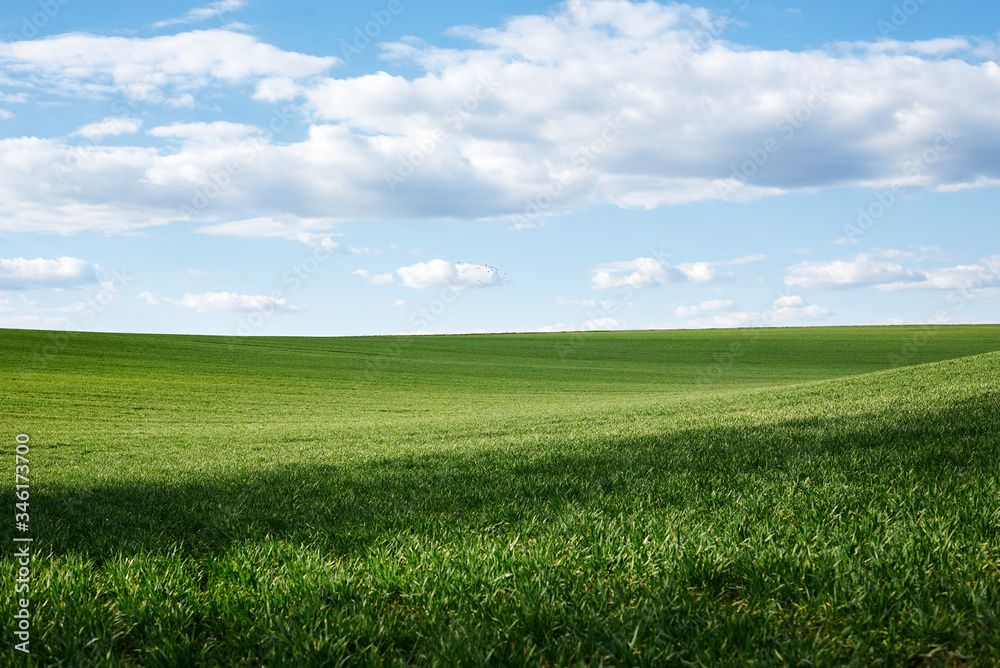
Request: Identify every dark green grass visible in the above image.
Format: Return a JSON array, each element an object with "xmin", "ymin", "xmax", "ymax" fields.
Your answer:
[{"xmin": 2, "ymin": 325, "xmax": 999, "ymax": 666}]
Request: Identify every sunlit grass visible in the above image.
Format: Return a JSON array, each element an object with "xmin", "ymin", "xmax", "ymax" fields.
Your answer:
[{"xmin": 2, "ymin": 325, "xmax": 999, "ymax": 665}]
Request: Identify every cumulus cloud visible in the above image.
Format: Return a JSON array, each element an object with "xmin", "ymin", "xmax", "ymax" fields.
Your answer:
[
  {"xmin": 673, "ymin": 294, "xmax": 831, "ymax": 327},
  {"xmin": 149, "ymin": 121, "xmax": 260, "ymax": 144},
  {"xmin": 197, "ymin": 218, "xmax": 346, "ymax": 252},
  {"xmin": 785, "ymin": 253, "xmax": 920, "ymax": 289},
  {"xmin": 877, "ymin": 256, "xmax": 1000, "ymax": 292},
  {"xmin": 786, "ymin": 252, "xmax": 1000, "ymax": 292},
  {"xmin": 592, "ymin": 255, "xmax": 764, "ymax": 290},
  {"xmin": 2, "ymin": 1, "xmax": 1000, "ymax": 234},
  {"xmin": 396, "ymin": 259, "xmax": 501, "ymax": 289},
  {"xmin": 141, "ymin": 290, "xmax": 300, "ymax": 313},
  {"xmin": 0, "ymin": 29, "xmax": 337, "ymax": 103},
  {"xmin": 0, "ymin": 257, "xmax": 99, "ymax": 290},
  {"xmin": 770, "ymin": 295, "xmax": 833, "ymax": 321},
  {"xmin": 74, "ymin": 117, "xmax": 142, "ymax": 140},
  {"xmin": 593, "ymin": 258, "xmax": 693, "ymax": 290},
  {"xmin": 354, "ymin": 269, "xmax": 395, "ymax": 285}
]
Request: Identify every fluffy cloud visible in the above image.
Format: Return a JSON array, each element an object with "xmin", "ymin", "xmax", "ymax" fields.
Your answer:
[
  {"xmin": 786, "ymin": 253, "xmax": 1000, "ymax": 292},
  {"xmin": 0, "ymin": 256, "xmax": 99, "ymax": 290},
  {"xmin": 0, "ymin": 29, "xmax": 336, "ymax": 103},
  {"xmin": 140, "ymin": 290, "xmax": 300, "ymax": 313},
  {"xmin": 877, "ymin": 256, "xmax": 1000, "ymax": 291},
  {"xmin": 396, "ymin": 259, "xmax": 501, "ymax": 289},
  {"xmin": 2, "ymin": 1, "xmax": 1000, "ymax": 233},
  {"xmin": 785, "ymin": 253, "xmax": 919, "ymax": 289},
  {"xmin": 354, "ymin": 269, "xmax": 395, "ymax": 285},
  {"xmin": 196, "ymin": 218, "xmax": 345, "ymax": 252},
  {"xmin": 674, "ymin": 294, "xmax": 831, "ymax": 327},
  {"xmin": 592, "ymin": 255, "xmax": 764, "ymax": 290},
  {"xmin": 149, "ymin": 121, "xmax": 260, "ymax": 144},
  {"xmin": 770, "ymin": 295, "xmax": 833, "ymax": 321},
  {"xmin": 74, "ymin": 117, "xmax": 143, "ymax": 140},
  {"xmin": 593, "ymin": 258, "xmax": 698, "ymax": 290}
]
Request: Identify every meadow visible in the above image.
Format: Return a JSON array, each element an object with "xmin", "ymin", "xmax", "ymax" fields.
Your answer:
[{"xmin": 1, "ymin": 324, "xmax": 999, "ymax": 666}]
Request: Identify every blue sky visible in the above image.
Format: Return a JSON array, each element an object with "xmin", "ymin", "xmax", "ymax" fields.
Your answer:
[{"xmin": 0, "ymin": 0, "xmax": 998, "ymax": 336}]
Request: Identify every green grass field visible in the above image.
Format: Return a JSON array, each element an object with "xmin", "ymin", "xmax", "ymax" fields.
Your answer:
[{"xmin": 2, "ymin": 325, "xmax": 999, "ymax": 666}]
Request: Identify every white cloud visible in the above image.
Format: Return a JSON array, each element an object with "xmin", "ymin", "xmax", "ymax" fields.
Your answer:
[
  {"xmin": 785, "ymin": 253, "xmax": 919, "ymax": 289},
  {"xmin": 0, "ymin": 257, "xmax": 99, "ymax": 290},
  {"xmin": 0, "ymin": 295, "xmax": 37, "ymax": 312},
  {"xmin": 708, "ymin": 311, "xmax": 765, "ymax": 328},
  {"xmin": 354, "ymin": 269, "xmax": 395, "ymax": 285},
  {"xmin": 2, "ymin": 2, "xmax": 1000, "ymax": 234},
  {"xmin": 786, "ymin": 253, "xmax": 1000, "ymax": 293},
  {"xmin": 197, "ymin": 218, "xmax": 346, "ymax": 252},
  {"xmin": 149, "ymin": 121, "xmax": 260, "ymax": 144},
  {"xmin": 877, "ymin": 256, "xmax": 1000, "ymax": 291},
  {"xmin": 585, "ymin": 317, "xmax": 623, "ymax": 330},
  {"xmin": 0, "ymin": 29, "xmax": 337, "ymax": 103},
  {"xmin": 0, "ymin": 109, "xmax": 13, "ymax": 120},
  {"xmin": 152, "ymin": 0, "xmax": 249, "ymax": 29},
  {"xmin": 253, "ymin": 76, "xmax": 300, "ymax": 103},
  {"xmin": 592, "ymin": 258, "xmax": 687, "ymax": 290},
  {"xmin": 74, "ymin": 117, "xmax": 142, "ymax": 140},
  {"xmin": 142, "ymin": 290, "xmax": 301, "ymax": 313},
  {"xmin": 396, "ymin": 259, "xmax": 501, "ymax": 290},
  {"xmin": 138, "ymin": 291, "xmax": 160, "ymax": 306},
  {"xmin": 770, "ymin": 295, "xmax": 832, "ymax": 321},
  {"xmin": 673, "ymin": 294, "xmax": 831, "ymax": 326},
  {"xmin": 538, "ymin": 323, "xmax": 574, "ymax": 332},
  {"xmin": 393, "ymin": 299, "xmax": 407, "ymax": 307},
  {"xmin": 0, "ymin": 314, "xmax": 70, "ymax": 328},
  {"xmin": 592, "ymin": 255, "xmax": 764, "ymax": 290}
]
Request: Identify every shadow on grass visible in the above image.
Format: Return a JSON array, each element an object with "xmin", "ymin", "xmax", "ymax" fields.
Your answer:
[{"xmin": 8, "ymin": 391, "xmax": 997, "ymax": 561}]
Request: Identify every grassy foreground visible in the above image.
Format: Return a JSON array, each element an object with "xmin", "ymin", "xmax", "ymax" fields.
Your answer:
[{"xmin": 2, "ymin": 325, "xmax": 999, "ymax": 666}]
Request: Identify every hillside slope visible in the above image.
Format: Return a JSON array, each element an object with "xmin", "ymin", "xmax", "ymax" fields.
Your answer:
[{"xmin": 1, "ymin": 327, "xmax": 998, "ymax": 665}]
